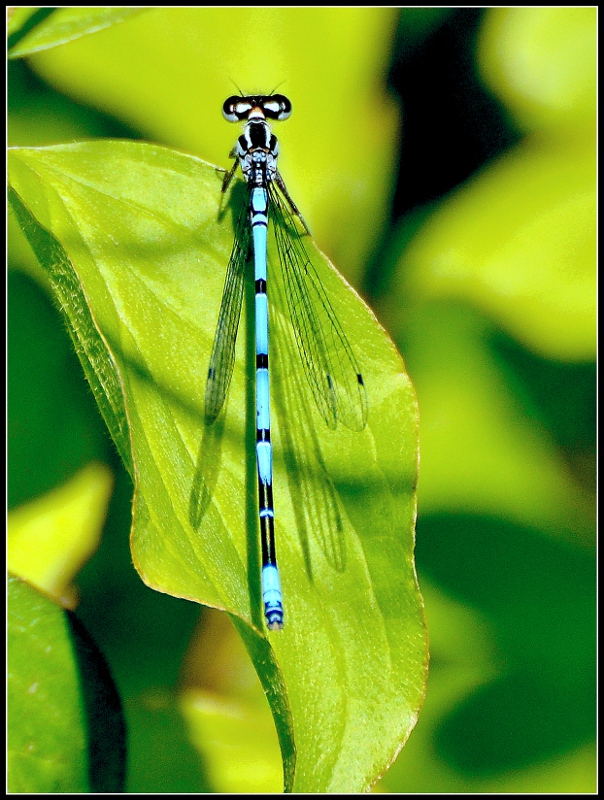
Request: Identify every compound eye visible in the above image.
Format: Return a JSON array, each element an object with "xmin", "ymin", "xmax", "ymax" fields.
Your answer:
[
  {"xmin": 263, "ymin": 94, "xmax": 292, "ymax": 120},
  {"xmin": 222, "ymin": 96, "xmax": 252, "ymax": 122}
]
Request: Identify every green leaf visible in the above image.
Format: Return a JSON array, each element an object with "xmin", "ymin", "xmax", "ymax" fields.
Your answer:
[
  {"xmin": 8, "ymin": 462, "xmax": 113, "ymax": 604},
  {"xmin": 180, "ymin": 686, "xmax": 283, "ymax": 793},
  {"xmin": 392, "ymin": 301, "xmax": 593, "ymax": 538},
  {"xmin": 8, "ymin": 182, "xmax": 132, "ymax": 471},
  {"xmin": 479, "ymin": 7, "xmax": 596, "ymax": 135},
  {"xmin": 394, "ymin": 139, "xmax": 596, "ymax": 361},
  {"xmin": 8, "ymin": 7, "xmax": 149, "ymax": 58},
  {"xmin": 8, "ymin": 140, "xmax": 425, "ymax": 792},
  {"xmin": 7, "ymin": 575, "xmax": 126, "ymax": 792},
  {"xmin": 7, "ymin": 7, "xmax": 40, "ymax": 38}
]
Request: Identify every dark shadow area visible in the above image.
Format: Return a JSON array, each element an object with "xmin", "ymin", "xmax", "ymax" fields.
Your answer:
[
  {"xmin": 365, "ymin": 8, "xmax": 522, "ymax": 300},
  {"xmin": 66, "ymin": 612, "xmax": 127, "ymax": 792},
  {"xmin": 490, "ymin": 331, "xmax": 596, "ymax": 495},
  {"xmin": 272, "ymin": 301, "xmax": 347, "ymax": 582},
  {"xmin": 388, "ymin": 8, "xmax": 521, "ymax": 219},
  {"xmin": 189, "ymin": 412, "xmax": 227, "ymax": 530},
  {"xmin": 190, "ymin": 179, "xmax": 248, "ymax": 529},
  {"xmin": 7, "ymin": 270, "xmax": 112, "ymax": 508}
]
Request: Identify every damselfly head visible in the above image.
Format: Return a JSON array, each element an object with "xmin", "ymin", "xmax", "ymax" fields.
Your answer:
[{"xmin": 222, "ymin": 94, "xmax": 292, "ymax": 123}]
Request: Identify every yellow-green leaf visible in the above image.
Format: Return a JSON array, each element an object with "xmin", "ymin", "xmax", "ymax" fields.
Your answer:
[
  {"xmin": 8, "ymin": 7, "xmax": 149, "ymax": 58},
  {"xmin": 395, "ymin": 140, "xmax": 595, "ymax": 360},
  {"xmin": 8, "ymin": 140, "xmax": 426, "ymax": 792},
  {"xmin": 8, "ymin": 462, "xmax": 113, "ymax": 604},
  {"xmin": 478, "ymin": 7, "xmax": 596, "ymax": 135}
]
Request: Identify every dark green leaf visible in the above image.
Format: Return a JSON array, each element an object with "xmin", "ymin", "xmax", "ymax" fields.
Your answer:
[{"xmin": 7, "ymin": 576, "xmax": 126, "ymax": 792}]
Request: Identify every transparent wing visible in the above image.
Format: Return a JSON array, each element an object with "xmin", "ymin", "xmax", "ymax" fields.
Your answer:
[
  {"xmin": 204, "ymin": 199, "xmax": 250, "ymax": 424},
  {"xmin": 269, "ymin": 182, "xmax": 368, "ymax": 432}
]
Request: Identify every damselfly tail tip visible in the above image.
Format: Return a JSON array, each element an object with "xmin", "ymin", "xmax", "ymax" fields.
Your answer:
[
  {"xmin": 264, "ymin": 602, "xmax": 284, "ymax": 630},
  {"xmin": 266, "ymin": 616, "xmax": 284, "ymax": 631},
  {"xmin": 262, "ymin": 565, "xmax": 283, "ymax": 629}
]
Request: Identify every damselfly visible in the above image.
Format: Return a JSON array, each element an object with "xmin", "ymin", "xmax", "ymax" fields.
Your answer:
[{"xmin": 205, "ymin": 94, "xmax": 368, "ymax": 630}]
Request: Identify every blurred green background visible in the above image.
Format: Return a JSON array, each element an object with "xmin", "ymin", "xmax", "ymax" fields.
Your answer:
[{"xmin": 8, "ymin": 7, "xmax": 595, "ymax": 793}]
